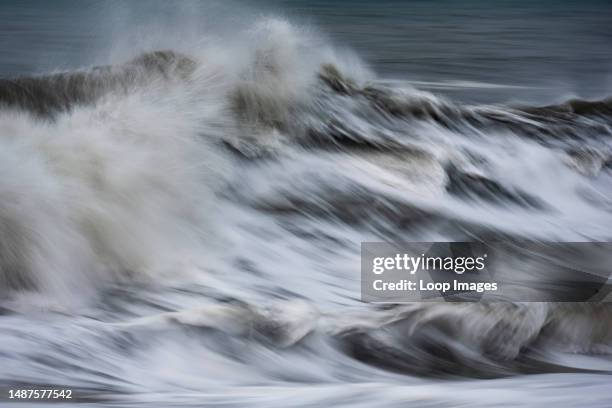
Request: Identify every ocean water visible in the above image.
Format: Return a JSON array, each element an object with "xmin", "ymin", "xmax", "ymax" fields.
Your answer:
[{"xmin": 0, "ymin": 1, "xmax": 612, "ymax": 407}]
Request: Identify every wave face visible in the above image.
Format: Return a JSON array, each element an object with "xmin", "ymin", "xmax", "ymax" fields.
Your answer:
[{"xmin": 1, "ymin": 6, "xmax": 612, "ymax": 408}]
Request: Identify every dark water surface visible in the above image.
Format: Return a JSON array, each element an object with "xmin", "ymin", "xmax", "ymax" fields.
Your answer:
[{"xmin": 1, "ymin": 0, "xmax": 611, "ymax": 103}]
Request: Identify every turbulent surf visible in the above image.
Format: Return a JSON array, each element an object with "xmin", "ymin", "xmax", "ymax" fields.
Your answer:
[{"xmin": 0, "ymin": 13, "xmax": 611, "ymax": 408}]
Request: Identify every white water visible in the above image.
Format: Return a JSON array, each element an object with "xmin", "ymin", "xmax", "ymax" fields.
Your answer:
[{"xmin": 0, "ymin": 11, "xmax": 611, "ymax": 407}]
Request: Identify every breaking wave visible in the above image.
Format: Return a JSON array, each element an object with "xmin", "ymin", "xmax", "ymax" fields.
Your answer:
[{"xmin": 0, "ymin": 15, "xmax": 611, "ymax": 407}]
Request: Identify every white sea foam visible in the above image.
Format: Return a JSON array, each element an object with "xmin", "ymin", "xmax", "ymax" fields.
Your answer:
[
  {"xmin": 0, "ymin": 10, "xmax": 611, "ymax": 408},
  {"xmin": 0, "ymin": 67, "xmax": 229, "ymax": 305}
]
